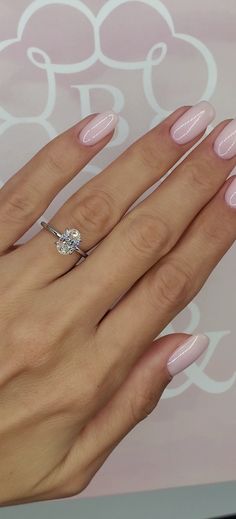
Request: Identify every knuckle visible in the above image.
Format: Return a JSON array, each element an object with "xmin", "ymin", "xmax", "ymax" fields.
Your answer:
[
  {"xmin": 70, "ymin": 377, "xmax": 99, "ymax": 413},
  {"xmin": 45, "ymin": 146, "xmax": 66, "ymax": 177},
  {"xmin": 125, "ymin": 213, "xmax": 170, "ymax": 259},
  {"xmin": 9, "ymin": 318, "xmax": 54, "ymax": 370},
  {"xmin": 201, "ymin": 217, "xmax": 225, "ymax": 244},
  {"xmin": 129, "ymin": 388, "xmax": 158, "ymax": 425},
  {"xmin": 185, "ymin": 161, "xmax": 215, "ymax": 193},
  {"xmin": 3, "ymin": 187, "xmax": 37, "ymax": 223},
  {"xmin": 75, "ymin": 189, "xmax": 119, "ymax": 235},
  {"xmin": 64, "ymin": 360, "xmax": 106, "ymax": 416},
  {"xmin": 132, "ymin": 126, "xmax": 168, "ymax": 172},
  {"xmin": 133, "ymin": 139, "xmax": 159, "ymax": 172},
  {"xmin": 148, "ymin": 258, "xmax": 193, "ymax": 310}
]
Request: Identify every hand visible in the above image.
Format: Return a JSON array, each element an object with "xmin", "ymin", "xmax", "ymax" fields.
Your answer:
[{"xmin": 1, "ymin": 103, "xmax": 236, "ymax": 506}]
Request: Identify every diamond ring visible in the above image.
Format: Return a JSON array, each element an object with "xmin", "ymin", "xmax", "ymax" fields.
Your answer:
[{"xmin": 41, "ymin": 222, "xmax": 88, "ymax": 258}]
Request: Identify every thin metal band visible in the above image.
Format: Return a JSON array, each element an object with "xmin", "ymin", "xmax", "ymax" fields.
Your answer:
[
  {"xmin": 41, "ymin": 222, "xmax": 61, "ymax": 239},
  {"xmin": 41, "ymin": 221, "xmax": 88, "ymax": 258}
]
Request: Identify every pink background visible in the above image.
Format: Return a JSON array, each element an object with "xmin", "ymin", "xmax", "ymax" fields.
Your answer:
[{"xmin": 0, "ymin": 0, "xmax": 236, "ymax": 498}]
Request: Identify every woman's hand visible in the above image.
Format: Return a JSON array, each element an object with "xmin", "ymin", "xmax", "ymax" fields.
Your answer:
[{"xmin": 1, "ymin": 102, "xmax": 236, "ymax": 506}]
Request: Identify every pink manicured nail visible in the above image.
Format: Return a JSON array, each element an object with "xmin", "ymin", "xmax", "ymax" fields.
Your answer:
[
  {"xmin": 225, "ymin": 176, "xmax": 236, "ymax": 207},
  {"xmin": 213, "ymin": 119, "xmax": 236, "ymax": 159},
  {"xmin": 170, "ymin": 101, "xmax": 215, "ymax": 145},
  {"xmin": 167, "ymin": 334, "xmax": 209, "ymax": 377},
  {"xmin": 79, "ymin": 111, "xmax": 118, "ymax": 146}
]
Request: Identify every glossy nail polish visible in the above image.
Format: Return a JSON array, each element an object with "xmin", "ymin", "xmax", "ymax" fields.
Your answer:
[
  {"xmin": 79, "ymin": 111, "xmax": 119, "ymax": 146},
  {"xmin": 225, "ymin": 176, "xmax": 236, "ymax": 207},
  {"xmin": 170, "ymin": 101, "xmax": 215, "ymax": 145},
  {"xmin": 214, "ymin": 119, "xmax": 236, "ymax": 159},
  {"xmin": 167, "ymin": 334, "xmax": 209, "ymax": 377}
]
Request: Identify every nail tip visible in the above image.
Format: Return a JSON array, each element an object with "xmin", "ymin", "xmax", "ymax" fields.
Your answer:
[
  {"xmin": 110, "ymin": 111, "xmax": 120, "ymax": 124},
  {"xmin": 78, "ymin": 109, "xmax": 119, "ymax": 146},
  {"xmin": 195, "ymin": 333, "xmax": 210, "ymax": 349},
  {"xmin": 103, "ymin": 109, "xmax": 119, "ymax": 120},
  {"xmin": 200, "ymin": 99, "xmax": 216, "ymax": 118},
  {"xmin": 214, "ymin": 118, "xmax": 236, "ymax": 159},
  {"xmin": 213, "ymin": 143, "xmax": 228, "ymax": 160},
  {"xmin": 166, "ymin": 333, "xmax": 209, "ymax": 377},
  {"xmin": 170, "ymin": 100, "xmax": 216, "ymax": 145},
  {"xmin": 102, "ymin": 110, "xmax": 119, "ymax": 129},
  {"xmin": 196, "ymin": 100, "xmax": 215, "ymax": 125}
]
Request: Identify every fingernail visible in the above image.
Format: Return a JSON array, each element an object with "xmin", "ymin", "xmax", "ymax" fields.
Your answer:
[
  {"xmin": 225, "ymin": 176, "xmax": 236, "ymax": 207},
  {"xmin": 78, "ymin": 111, "xmax": 119, "ymax": 146},
  {"xmin": 170, "ymin": 101, "xmax": 215, "ymax": 145},
  {"xmin": 213, "ymin": 119, "xmax": 236, "ymax": 159},
  {"xmin": 167, "ymin": 334, "xmax": 209, "ymax": 377}
]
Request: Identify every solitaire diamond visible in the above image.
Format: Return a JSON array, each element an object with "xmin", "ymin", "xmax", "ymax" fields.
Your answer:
[{"xmin": 56, "ymin": 228, "xmax": 81, "ymax": 255}]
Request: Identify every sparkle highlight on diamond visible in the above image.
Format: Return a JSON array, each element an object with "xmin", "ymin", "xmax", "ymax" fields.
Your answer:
[{"xmin": 56, "ymin": 228, "xmax": 81, "ymax": 255}]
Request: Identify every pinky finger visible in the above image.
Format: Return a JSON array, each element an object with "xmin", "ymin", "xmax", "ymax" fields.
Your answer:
[{"xmin": 56, "ymin": 333, "xmax": 209, "ymax": 496}]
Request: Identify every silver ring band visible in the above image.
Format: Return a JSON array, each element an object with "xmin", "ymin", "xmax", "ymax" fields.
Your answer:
[{"xmin": 41, "ymin": 221, "xmax": 88, "ymax": 258}]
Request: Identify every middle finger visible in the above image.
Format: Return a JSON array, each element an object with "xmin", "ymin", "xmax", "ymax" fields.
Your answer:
[{"xmin": 58, "ymin": 117, "xmax": 236, "ymax": 324}]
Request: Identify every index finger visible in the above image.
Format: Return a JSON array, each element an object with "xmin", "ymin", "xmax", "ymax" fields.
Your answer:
[{"xmin": 0, "ymin": 111, "xmax": 118, "ymax": 254}]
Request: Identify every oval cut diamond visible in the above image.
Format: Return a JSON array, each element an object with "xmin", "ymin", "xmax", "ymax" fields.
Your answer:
[{"xmin": 56, "ymin": 228, "xmax": 81, "ymax": 255}]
